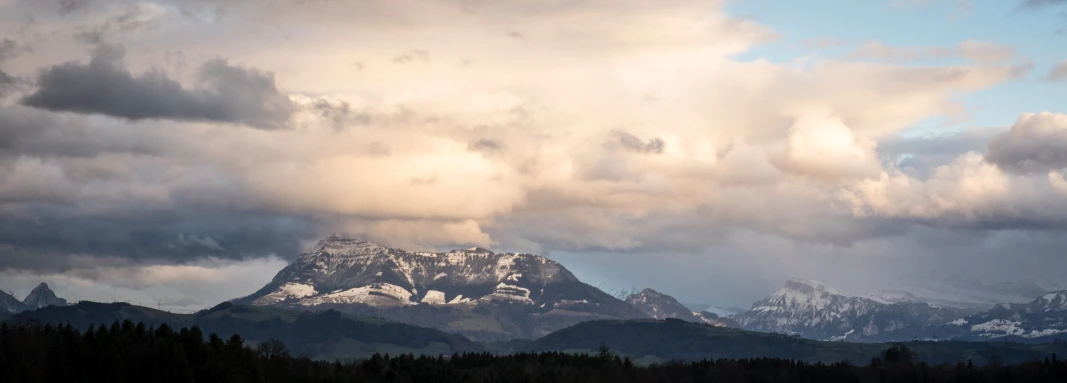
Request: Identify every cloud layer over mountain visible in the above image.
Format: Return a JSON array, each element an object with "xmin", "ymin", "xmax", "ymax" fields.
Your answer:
[{"xmin": 0, "ymin": 0, "xmax": 1064, "ymax": 308}]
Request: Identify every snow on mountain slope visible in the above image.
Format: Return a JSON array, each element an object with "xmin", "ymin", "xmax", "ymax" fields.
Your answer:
[
  {"xmin": 940, "ymin": 290, "xmax": 1067, "ymax": 341},
  {"xmin": 241, "ymin": 236, "xmax": 640, "ymax": 317},
  {"xmin": 1032, "ymin": 291, "xmax": 1067, "ymax": 312},
  {"xmin": 734, "ymin": 279, "xmax": 965, "ymax": 342},
  {"xmin": 235, "ymin": 236, "xmax": 646, "ymax": 342},
  {"xmin": 743, "ymin": 279, "xmax": 875, "ymax": 320},
  {"xmin": 241, "ymin": 236, "xmax": 587, "ymax": 308}
]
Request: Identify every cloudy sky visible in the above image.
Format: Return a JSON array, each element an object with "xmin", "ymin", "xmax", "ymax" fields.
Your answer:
[{"xmin": 1, "ymin": 0, "xmax": 1066, "ymax": 310}]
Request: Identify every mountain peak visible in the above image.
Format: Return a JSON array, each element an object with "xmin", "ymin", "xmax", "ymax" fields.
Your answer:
[
  {"xmin": 1031, "ymin": 290, "xmax": 1067, "ymax": 311},
  {"xmin": 247, "ymin": 236, "xmax": 588, "ymax": 310},
  {"xmin": 783, "ymin": 279, "xmax": 841, "ymax": 296},
  {"xmin": 303, "ymin": 236, "xmax": 386, "ymax": 258},
  {"xmin": 624, "ymin": 288, "xmax": 736, "ymax": 327},
  {"xmin": 23, "ymin": 281, "xmax": 68, "ymax": 309}
]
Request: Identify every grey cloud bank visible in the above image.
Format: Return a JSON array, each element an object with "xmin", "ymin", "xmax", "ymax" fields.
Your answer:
[{"xmin": 21, "ymin": 46, "xmax": 294, "ymax": 129}]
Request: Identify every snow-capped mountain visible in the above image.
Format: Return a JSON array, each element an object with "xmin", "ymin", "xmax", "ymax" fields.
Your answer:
[
  {"xmin": 734, "ymin": 279, "xmax": 966, "ymax": 342},
  {"xmin": 236, "ymin": 236, "xmax": 645, "ymax": 341},
  {"xmin": 22, "ymin": 283, "xmax": 68, "ymax": 309},
  {"xmin": 624, "ymin": 288, "xmax": 736, "ymax": 327},
  {"xmin": 1, "ymin": 289, "xmax": 27, "ymax": 314},
  {"xmin": 941, "ymin": 291, "xmax": 1067, "ymax": 341}
]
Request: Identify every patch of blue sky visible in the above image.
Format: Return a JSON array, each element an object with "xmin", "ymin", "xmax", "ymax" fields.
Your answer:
[{"xmin": 722, "ymin": 0, "xmax": 1067, "ymax": 136}]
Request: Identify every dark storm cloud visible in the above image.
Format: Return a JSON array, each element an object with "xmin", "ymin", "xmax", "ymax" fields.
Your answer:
[
  {"xmin": 0, "ymin": 105, "xmax": 177, "ymax": 159},
  {"xmin": 0, "ymin": 207, "xmax": 314, "ymax": 274},
  {"xmin": 21, "ymin": 47, "xmax": 295, "ymax": 129},
  {"xmin": 606, "ymin": 130, "xmax": 665, "ymax": 154}
]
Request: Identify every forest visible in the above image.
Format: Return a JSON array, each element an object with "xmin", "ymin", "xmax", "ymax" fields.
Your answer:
[{"xmin": 3, "ymin": 320, "xmax": 1067, "ymax": 383}]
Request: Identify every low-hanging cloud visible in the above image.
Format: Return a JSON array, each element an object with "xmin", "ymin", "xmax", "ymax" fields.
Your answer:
[{"xmin": 21, "ymin": 46, "xmax": 294, "ymax": 129}]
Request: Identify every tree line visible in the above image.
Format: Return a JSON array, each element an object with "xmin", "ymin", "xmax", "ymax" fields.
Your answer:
[{"xmin": 2, "ymin": 320, "xmax": 1066, "ymax": 382}]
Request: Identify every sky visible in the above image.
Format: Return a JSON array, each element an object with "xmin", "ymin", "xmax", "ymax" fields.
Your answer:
[{"xmin": 0, "ymin": 0, "xmax": 1066, "ymax": 310}]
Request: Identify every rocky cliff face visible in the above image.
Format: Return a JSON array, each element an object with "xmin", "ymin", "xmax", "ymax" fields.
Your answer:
[{"xmin": 22, "ymin": 283, "xmax": 68, "ymax": 309}]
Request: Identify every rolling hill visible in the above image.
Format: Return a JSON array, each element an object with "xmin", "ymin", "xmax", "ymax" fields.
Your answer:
[{"xmin": 9, "ymin": 301, "xmax": 483, "ymax": 360}]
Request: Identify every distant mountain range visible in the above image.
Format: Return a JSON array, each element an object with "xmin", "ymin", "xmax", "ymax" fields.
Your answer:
[
  {"xmin": 932, "ymin": 291, "xmax": 1067, "ymax": 342},
  {"xmin": 729, "ymin": 278, "xmax": 1067, "ymax": 344},
  {"xmin": 0, "ymin": 283, "xmax": 67, "ymax": 314},
  {"xmin": 7, "ymin": 236, "xmax": 1067, "ymax": 347},
  {"xmin": 229, "ymin": 236, "xmax": 1067, "ymax": 344},
  {"xmin": 732, "ymin": 279, "xmax": 970, "ymax": 342}
]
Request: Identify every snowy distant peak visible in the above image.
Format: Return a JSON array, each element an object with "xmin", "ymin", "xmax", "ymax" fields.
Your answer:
[
  {"xmin": 245, "ymin": 236, "xmax": 587, "ymax": 308},
  {"xmin": 783, "ymin": 279, "xmax": 842, "ymax": 296},
  {"xmin": 22, "ymin": 282, "xmax": 68, "ymax": 309},
  {"xmin": 757, "ymin": 279, "xmax": 865, "ymax": 314},
  {"xmin": 1030, "ymin": 291, "xmax": 1067, "ymax": 311}
]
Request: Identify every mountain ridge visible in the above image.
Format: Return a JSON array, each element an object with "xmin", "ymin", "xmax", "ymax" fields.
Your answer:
[
  {"xmin": 624, "ymin": 288, "xmax": 736, "ymax": 327},
  {"xmin": 733, "ymin": 278, "xmax": 970, "ymax": 342},
  {"xmin": 236, "ymin": 236, "xmax": 646, "ymax": 341}
]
